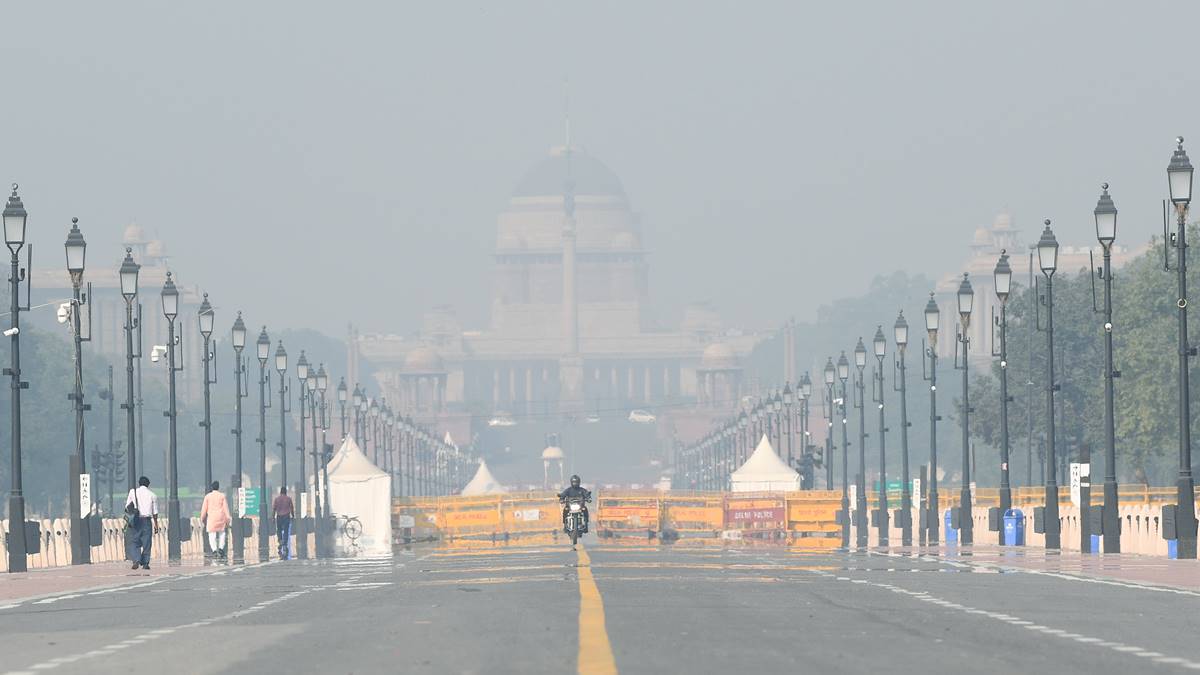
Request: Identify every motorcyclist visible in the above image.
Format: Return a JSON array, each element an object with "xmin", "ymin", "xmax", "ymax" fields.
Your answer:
[{"xmin": 558, "ymin": 475, "xmax": 592, "ymax": 533}]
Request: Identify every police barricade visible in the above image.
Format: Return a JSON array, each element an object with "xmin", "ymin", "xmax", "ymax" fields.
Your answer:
[
  {"xmin": 785, "ymin": 491, "xmax": 841, "ymax": 550},
  {"xmin": 435, "ymin": 495, "xmax": 504, "ymax": 541},
  {"xmin": 500, "ymin": 492, "xmax": 562, "ymax": 541},
  {"xmin": 723, "ymin": 493, "xmax": 787, "ymax": 541},
  {"xmin": 596, "ymin": 492, "xmax": 661, "ymax": 540},
  {"xmin": 394, "ymin": 498, "xmax": 442, "ymax": 541},
  {"xmin": 660, "ymin": 493, "xmax": 724, "ymax": 540}
]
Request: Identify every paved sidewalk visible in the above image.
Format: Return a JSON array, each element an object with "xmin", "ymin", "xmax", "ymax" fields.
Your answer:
[{"xmin": 0, "ymin": 559, "xmax": 217, "ymax": 604}]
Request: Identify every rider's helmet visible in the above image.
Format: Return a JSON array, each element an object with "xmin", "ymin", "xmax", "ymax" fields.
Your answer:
[{"xmin": 570, "ymin": 475, "xmax": 581, "ymax": 488}]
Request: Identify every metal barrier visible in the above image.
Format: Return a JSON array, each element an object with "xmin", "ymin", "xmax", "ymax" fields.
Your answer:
[
  {"xmin": 786, "ymin": 491, "xmax": 842, "ymax": 549},
  {"xmin": 596, "ymin": 492, "xmax": 661, "ymax": 539}
]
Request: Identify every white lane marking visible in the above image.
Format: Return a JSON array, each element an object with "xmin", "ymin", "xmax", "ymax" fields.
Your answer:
[
  {"xmin": 805, "ymin": 566, "xmax": 1200, "ymax": 670},
  {"xmin": 3, "ymin": 584, "xmax": 321, "ymax": 674}
]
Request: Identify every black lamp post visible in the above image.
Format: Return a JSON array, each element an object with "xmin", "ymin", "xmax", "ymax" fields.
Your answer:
[
  {"xmin": 274, "ymin": 341, "xmax": 289, "ymax": 556},
  {"xmin": 1094, "ymin": 183, "xmax": 1121, "ymax": 553},
  {"xmin": 369, "ymin": 397, "xmax": 380, "ymax": 464},
  {"xmin": 799, "ymin": 373, "xmax": 813, "ymax": 488},
  {"xmin": 1167, "ymin": 139, "xmax": 1198, "ymax": 558},
  {"xmin": 894, "ymin": 311, "xmax": 912, "ymax": 547},
  {"xmin": 955, "ymin": 273, "xmax": 975, "ymax": 545},
  {"xmin": 854, "ymin": 338, "xmax": 868, "ymax": 548},
  {"xmin": 119, "ymin": 247, "xmax": 140, "ymax": 494},
  {"xmin": 823, "ymin": 362, "xmax": 836, "ymax": 493},
  {"xmin": 1038, "ymin": 220, "xmax": 1062, "ymax": 550},
  {"xmin": 274, "ymin": 341, "xmax": 289, "ymax": 490},
  {"xmin": 198, "ymin": 295, "xmax": 216, "ymax": 562},
  {"xmin": 924, "ymin": 293, "xmax": 941, "ymax": 545},
  {"xmin": 161, "ymin": 272, "xmax": 183, "ymax": 562},
  {"xmin": 65, "ymin": 217, "xmax": 92, "ymax": 564},
  {"xmin": 352, "ymin": 384, "xmax": 364, "ymax": 440},
  {"xmin": 317, "ymin": 365, "xmax": 332, "ymax": 521},
  {"xmin": 872, "ymin": 326, "xmax": 889, "ymax": 546},
  {"xmin": 993, "ymin": 252, "xmax": 1013, "ymax": 546},
  {"xmin": 337, "ymin": 378, "xmax": 348, "ymax": 439},
  {"xmin": 230, "ymin": 312, "xmax": 247, "ymax": 564},
  {"xmin": 305, "ymin": 364, "xmax": 324, "ymax": 556},
  {"xmin": 295, "ymin": 351, "xmax": 309, "ymax": 559},
  {"xmin": 835, "ymin": 354, "xmax": 850, "ymax": 548},
  {"xmin": 256, "ymin": 326, "xmax": 271, "ymax": 561}
]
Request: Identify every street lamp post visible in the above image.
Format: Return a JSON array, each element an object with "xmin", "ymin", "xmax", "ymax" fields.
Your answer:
[
  {"xmin": 161, "ymin": 272, "xmax": 183, "ymax": 562},
  {"xmin": 872, "ymin": 327, "xmax": 889, "ymax": 546},
  {"xmin": 955, "ymin": 273, "xmax": 975, "ymax": 545},
  {"xmin": 369, "ymin": 397, "xmax": 380, "ymax": 464},
  {"xmin": 782, "ymin": 384, "xmax": 794, "ymax": 467},
  {"xmin": 854, "ymin": 338, "xmax": 868, "ymax": 548},
  {"xmin": 274, "ymin": 341, "xmax": 290, "ymax": 557},
  {"xmin": 800, "ymin": 373, "xmax": 813, "ymax": 488},
  {"xmin": 119, "ymin": 248, "xmax": 140, "ymax": 493},
  {"xmin": 1094, "ymin": 183, "xmax": 1121, "ymax": 553},
  {"xmin": 836, "ymin": 354, "xmax": 851, "ymax": 549},
  {"xmin": 306, "ymin": 365, "xmax": 323, "ymax": 556},
  {"xmin": 230, "ymin": 312, "xmax": 248, "ymax": 563},
  {"xmin": 256, "ymin": 327, "xmax": 271, "ymax": 561},
  {"xmin": 295, "ymin": 351, "xmax": 310, "ymax": 559},
  {"xmin": 894, "ymin": 311, "xmax": 912, "ymax": 547},
  {"xmin": 1167, "ymin": 138, "xmax": 1197, "ymax": 558},
  {"xmin": 337, "ymin": 378, "xmax": 348, "ymax": 439},
  {"xmin": 198, "ymin": 294, "xmax": 215, "ymax": 559},
  {"xmin": 994, "ymin": 252, "xmax": 1013, "ymax": 546},
  {"xmin": 317, "ymin": 365, "xmax": 332, "ymax": 521},
  {"xmin": 924, "ymin": 293, "xmax": 941, "ymax": 545},
  {"xmin": 3, "ymin": 186, "xmax": 29, "ymax": 573},
  {"xmin": 353, "ymin": 384, "xmax": 364, "ymax": 441},
  {"xmin": 1038, "ymin": 220, "xmax": 1062, "ymax": 550},
  {"xmin": 65, "ymin": 217, "xmax": 92, "ymax": 564}
]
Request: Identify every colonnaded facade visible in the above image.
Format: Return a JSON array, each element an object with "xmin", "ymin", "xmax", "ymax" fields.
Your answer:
[{"xmin": 355, "ymin": 144, "xmax": 761, "ymax": 430}]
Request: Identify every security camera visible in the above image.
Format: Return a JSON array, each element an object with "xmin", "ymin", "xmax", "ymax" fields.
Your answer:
[
  {"xmin": 150, "ymin": 345, "xmax": 168, "ymax": 363},
  {"xmin": 3, "ymin": 327, "xmax": 18, "ymax": 337},
  {"xmin": 56, "ymin": 302, "xmax": 71, "ymax": 324}
]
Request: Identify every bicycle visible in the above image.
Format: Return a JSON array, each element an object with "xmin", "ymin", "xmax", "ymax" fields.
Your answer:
[{"xmin": 336, "ymin": 515, "xmax": 363, "ymax": 557}]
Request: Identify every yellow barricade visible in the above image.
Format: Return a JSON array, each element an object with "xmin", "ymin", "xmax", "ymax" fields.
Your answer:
[
  {"xmin": 662, "ymin": 493, "xmax": 724, "ymax": 537},
  {"xmin": 785, "ymin": 490, "xmax": 842, "ymax": 549},
  {"xmin": 500, "ymin": 492, "xmax": 562, "ymax": 539},
  {"xmin": 596, "ymin": 491, "xmax": 661, "ymax": 539}
]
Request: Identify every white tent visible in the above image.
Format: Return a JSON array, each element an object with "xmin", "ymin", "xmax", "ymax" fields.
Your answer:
[
  {"xmin": 327, "ymin": 437, "xmax": 392, "ymax": 556},
  {"xmin": 460, "ymin": 459, "xmax": 507, "ymax": 496},
  {"xmin": 730, "ymin": 435, "xmax": 801, "ymax": 492}
]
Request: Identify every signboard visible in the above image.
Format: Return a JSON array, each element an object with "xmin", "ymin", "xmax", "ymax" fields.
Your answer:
[
  {"xmin": 969, "ymin": 481, "xmax": 977, "ymax": 505},
  {"xmin": 849, "ymin": 484, "xmax": 857, "ymax": 508},
  {"xmin": 601, "ymin": 505, "xmax": 659, "ymax": 527},
  {"xmin": 912, "ymin": 478, "xmax": 922, "ymax": 510},
  {"xmin": 724, "ymin": 497, "xmax": 785, "ymax": 530},
  {"xmin": 79, "ymin": 474, "xmax": 91, "ymax": 519},
  {"xmin": 442, "ymin": 508, "xmax": 500, "ymax": 528},
  {"xmin": 512, "ymin": 509, "xmax": 541, "ymax": 521},
  {"xmin": 238, "ymin": 487, "xmax": 261, "ymax": 516},
  {"xmin": 396, "ymin": 515, "xmax": 415, "ymax": 528},
  {"xmin": 1075, "ymin": 461, "xmax": 1084, "ymax": 504}
]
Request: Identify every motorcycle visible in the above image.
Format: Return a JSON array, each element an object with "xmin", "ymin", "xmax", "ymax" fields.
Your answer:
[{"xmin": 563, "ymin": 497, "xmax": 588, "ymax": 547}]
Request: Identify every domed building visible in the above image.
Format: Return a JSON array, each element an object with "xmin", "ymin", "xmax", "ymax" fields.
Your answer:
[{"xmin": 357, "ymin": 143, "xmax": 759, "ymax": 426}]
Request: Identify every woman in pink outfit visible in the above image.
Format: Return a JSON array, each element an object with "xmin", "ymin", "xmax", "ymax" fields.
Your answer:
[{"xmin": 199, "ymin": 481, "xmax": 232, "ymax": 561}]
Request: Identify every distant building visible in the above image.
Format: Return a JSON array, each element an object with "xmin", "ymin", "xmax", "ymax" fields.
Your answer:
[
  {"xmin": 930, "ymin": 212, "xmax": 1147, "ymax": 365},
  {"xmin": 357, "ymin": 144, "xmax": 761, "ymax": 429}
]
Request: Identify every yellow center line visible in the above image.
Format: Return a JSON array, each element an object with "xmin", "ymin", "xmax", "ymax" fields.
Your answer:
[{"xmin": 575, "ymin": 545, "xmax": 618, "ymax": 675}]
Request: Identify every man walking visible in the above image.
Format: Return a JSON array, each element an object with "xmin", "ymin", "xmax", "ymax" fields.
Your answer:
[
  {"xmin": 125, "ymin": 476, "xmax": 159, "ymax": 570},
  {"xmin": 272, "ymin": 487, "xmax": 294, "ymax": 560},
  {"xmin": 200, "ymin": 481, "xmax": 231, "ymax": 562}
]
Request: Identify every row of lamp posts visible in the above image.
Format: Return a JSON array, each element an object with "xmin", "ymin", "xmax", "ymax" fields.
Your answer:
[{"xmin": 671, "ymin": 138, "xmax": 1195, "ymax": 557}]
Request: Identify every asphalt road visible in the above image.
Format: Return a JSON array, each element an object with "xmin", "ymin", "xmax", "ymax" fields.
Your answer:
[{"xmin": 2, "ymin": 542, "xmax": 1200, "ymax": 674}]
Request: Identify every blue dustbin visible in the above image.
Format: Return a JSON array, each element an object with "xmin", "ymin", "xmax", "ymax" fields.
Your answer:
[
  {"xmin": 1168, "ymin": 539, "xmax": 1178, "ymax": 559},
  {"xmin": 1003, "ymin": 508, "xmax": 1024, "ymax": 546},
  {"xmin": 944, "ymin": 509, "xmax": 958, "ymax": 545}
]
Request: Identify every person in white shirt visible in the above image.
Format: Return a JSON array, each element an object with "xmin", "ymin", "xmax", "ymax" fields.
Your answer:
[{"xmin": 125, "ymin": 476, "xmax": 160, "ymax": 570}]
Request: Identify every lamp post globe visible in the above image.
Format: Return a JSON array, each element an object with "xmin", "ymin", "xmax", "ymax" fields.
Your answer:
[
  {"xmin": 993, "ymin": 251, "xmax": 1012, "ymax": 303},
  {"xmin": 64, "ymin": 217, "xmax": 86, "ymax": 287},
  {"xmin": 1169, "ymin": 136, "xmax": 1193, "ymax": 206},
  {"xmin": 837, "ymin": 352, "xmax": 850, "ymax": 383},
  {"xmin": 1038, "ymin": 220, "xmax": 1059, "ymax": 276},
  {"xmin": 854, "ymin": 338, "xmax": 867, "ymax": 370},
  {"xmin": 824, "ymin": 358, "xmax": 836, "ymax": 386},
  {"xmin": 274, "ymin": 341, "xmax": 288, "ymax": 375},
  {"xmin": 924, "ymin": 292, "xmax": 940, "ymax": 345},
  {"xmin": 800, "ymin": 372, "xmax": 813, "ymax": 399},
  {"xmin": 256, "ymin": 327, "xmax": 270, "ymax": 366},
  {"xmin": 160, "ymin": 271, "xmax": 179, "ymax": 320},
  {"xmin": 873, "ymin": 325, "xmax": 886, "ymax": 360},
  {"xmin": 1095, "ymin": 183, "xmax": 1117, "ymax": 246},
  {"xmin": 296, "ymin": 351, "xmax": 309, "ymax": 382},
  {"xmin": 3, "ymin": 183, "xmax": 27, "ymax": 253},
  {"xmin": 894, "ymin": 310, "xmax": 908, "ymax": 350},
  {"xmin": 198, "ymin": 294, "xmax": 214, "ymax": 339},
  {"xmin": 231, "ymin": 312, "xmax": 247, "ymax": 352}
]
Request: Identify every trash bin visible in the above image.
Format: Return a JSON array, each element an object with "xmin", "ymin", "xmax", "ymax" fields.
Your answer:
[
  {"xmin": 1003, "ymin": 508, "xmax": 1025, "ymax": 546},
  {"xmin": 944, "ymin": 509, "xmax": 958, "ymax": 545}
]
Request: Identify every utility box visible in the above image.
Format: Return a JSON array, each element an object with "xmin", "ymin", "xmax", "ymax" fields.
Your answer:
[
  {"xmin": 1003, "ymin": 509, "xmax": 1025, "ymax": 546},
  {"xmin": 987, "ymin": 506, "xmax": 1001, "ymax": 532},
  {"xmin": 944, "ymin": 509, "xmax": 958, "ymax": 545},
  {"xmin": 1033, "ymin": 506, "xmax": 1046, "ymax": 534},
  {"xmin": 1162, "ymin": 504, "xmax": 1178, "ymax": 540}
]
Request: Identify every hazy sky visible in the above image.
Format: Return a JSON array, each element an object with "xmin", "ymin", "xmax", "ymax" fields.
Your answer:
[{"xmin": 4, "ymin": 2, "xmax": 1197, "ymax": 337}]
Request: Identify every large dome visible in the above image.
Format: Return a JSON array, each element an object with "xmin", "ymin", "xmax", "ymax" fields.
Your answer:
[{"xmin": 513, "ymin": 146, "xmax": 626, "ymax": 198}]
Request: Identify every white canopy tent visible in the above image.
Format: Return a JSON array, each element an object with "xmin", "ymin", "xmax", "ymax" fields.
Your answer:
[
  {"xmin": 730, "ymin": 435, "xmax": 801, "ymax": 492},
  {"xmin": 327, "ymin": 437, "xmax": 392, "ymax": 555},
  {"xmin": 461, "ymin": 459, "xmax": 507, "ymax": 496}
]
